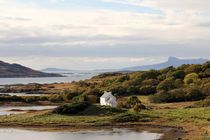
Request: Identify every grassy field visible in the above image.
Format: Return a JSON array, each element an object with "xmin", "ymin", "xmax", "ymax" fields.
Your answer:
[
  {"xmin": 0, "ymin": 95, "xmax": 209, "ymax": 139},
  {"xmin": 0, "ymin": 101, "xmax": 210, "ymax": 139}
]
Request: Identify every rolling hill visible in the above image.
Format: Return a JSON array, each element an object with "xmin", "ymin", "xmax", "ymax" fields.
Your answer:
[
  {"xmin": 123, "ymin": 57, "xmax": 208, "ymax": 71},
  {"xmin": 0, "ymin": 60, "xmax": 62, "ymax": 78}
]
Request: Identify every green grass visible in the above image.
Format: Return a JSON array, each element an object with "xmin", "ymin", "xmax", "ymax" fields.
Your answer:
[
  {"xmin": 0, "ymin": 105, "xmax": 210, "ymax": 139},
  {"xmin": 142, "ymin": 107, "xmax": 210, "ymax": 126},
  {"xmin": 0, "ymin": 112, "xmax": 112, "ymax": 126}
]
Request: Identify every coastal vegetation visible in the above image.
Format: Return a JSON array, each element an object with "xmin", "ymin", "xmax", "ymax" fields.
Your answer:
[
  {"xmin": 3, "ymin": 61, "xmax": 210, "ymax": 105},
  {"xmin": 1, "ymin": 62, "xmax": 210, "ymax": 139}
]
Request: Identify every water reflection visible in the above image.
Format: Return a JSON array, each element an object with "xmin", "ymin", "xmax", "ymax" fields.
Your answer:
[
  {"xmin": 0, "ymin": 106, "xmax": 57, "ymax": 115},
  {"xmin": 0, "ymin": 128, "xmax": 162, "ymax": 140},
  {"xmin": 0, "ymin": 73, "xmax": 95, "ymax": 85},
  {"xmin": 0, "ymin": 93, "xmax": 48, "ymax": 97}
]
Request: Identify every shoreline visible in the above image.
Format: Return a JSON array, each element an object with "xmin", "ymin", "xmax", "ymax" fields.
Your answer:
[{"xmin": 0, "ymin": 123, "xmax": 184, "ymax": 139}]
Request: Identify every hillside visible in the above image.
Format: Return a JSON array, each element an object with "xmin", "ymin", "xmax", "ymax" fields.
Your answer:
[
  {"xmin": 5, "ymin": 61, "xmax": 210, "ymax": 104},
  {"xmin": 123, "ymin": 57, "xmax": 208, "ymax": 71},
  {"xmin": 0, "ymin": 61, "xmax": 62, "ymax": 78}
]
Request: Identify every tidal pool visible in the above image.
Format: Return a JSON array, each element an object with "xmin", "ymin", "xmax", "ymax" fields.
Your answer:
[{"xmin": 0, "ymin": 128, "xmax": 163, "ymax": 140}]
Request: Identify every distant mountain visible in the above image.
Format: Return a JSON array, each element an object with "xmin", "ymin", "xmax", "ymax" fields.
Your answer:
[
  {"xmin": 0, "ymin": 61, "xmax": 62, "ymax": 78},
  {"xmin": 122, "ymin": 57, "xmax": 208, "ymax": 71}
]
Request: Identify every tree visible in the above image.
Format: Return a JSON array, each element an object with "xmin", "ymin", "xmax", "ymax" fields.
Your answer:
[
  {"xmin": 127, "ymin": 96, "xmax": 141, "ymax": 108},
  {"xmin": 202, "ymin": 61, "xmax": 210, "ymax": 71},
  {"xmin": 168, "ymin": 88, "xmax": 185, "ymax": 102},
  {"xmin": 149, "ymin": 90, "xmax": 170, "ymax": 103},
  {"xmin": 184, "ymin": 64, "xmax": 202, "ymax": 74},
  {"xmin": 139, "ymin": 85, "xmax": 156, "ymax": 95},
  {"xmin": 157, "ymin": 77, "xmax": 176, "ymax": 91},
  {"xmin": 184, "ymin": 73, "xmax": 199, "ymax": 85},
  {"xmin": 170, "ymin": 70, "xmax": 185, "ymax": 79},
  {"xmin": 185, "ymin": 85, "xmax": 204, "ymax": 101}
]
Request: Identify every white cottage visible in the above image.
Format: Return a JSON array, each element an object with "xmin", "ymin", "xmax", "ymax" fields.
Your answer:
[{"xmin": 100, "ymin": 91, "xmax": 117, "ymax": 107}]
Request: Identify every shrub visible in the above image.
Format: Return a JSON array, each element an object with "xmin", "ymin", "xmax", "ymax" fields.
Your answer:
[
  {"xmin": 72, "ymin": 94, "xmax": 88, "ymax": 102},
  {"xmin": 0, "ymin": 96, "xmax": 24, "ymax": 102},
  {"xmin": 126, "ymin": 86, "xmax": 139, "ymax": 94},
  {"xmin": 80, "ymin": 105, "xmax": 125, "ymax": 116},
  {"xmin": 157, "ymin": 77, "xmax": 176, "ymax": 91},
  {"xmin": 139, "ymin": 85, "xmax": 156, "ymax": 95},
  {"xmin": 117, "ymin": 75, "xmax": 130, "ymax": 82},
  {"xmin": 25, "ymin": 97, "xmax": 39, "ymax": 103},
  {"xmin": 133, "ymin": 104, "xmax": 146, "ymax": 112},
  {"xmin": 149, "ymin": 90, "xmax": 171, "ymax": 103},
  {"xmin": 140, "ymin": 70, "xmax": 160, "ymax": 80},
  {"xmin": 168, "ymin": 88, "xmax": 185, "ymax": 102},
  {"xmin": 142, "ymin": 79, "xmax": 159, "ymax": 86},
  {"xmin": 127, "ymin": 96, "xmax": 141, "ymax": 108},
  {"xmin": 133, "ymin": 104, "xmax": 141, "ymax": 112},
  {"xmin": 48, "ymin": 95, "xmax": 64, "ymax": 103},
  {"xmin": 185, "ymin": 85, "xmax": 205, "ymax": 101},
  {"xmin": 62, "ymin": 89, "xmax": 79, "ymax": 101},
  {"xmin": 112, "ymin": 113, "xmax": 140, "ymax": 123},
  {"xmin": 53, "ymin": 102, "xmax": 90, "ymax": 115},
  {"xmin": 184, "ymin": 64, "xmax": 202, "ymax": 74},
  {"xmin": 86, "ymin": 95, "xmax": 97, "ymax": 103},
  {"xmin": 171, "ymin": 70, "xmax": 185, "ymax": 79},
  {"xmin": 184, "ymin": 73, "xmax": 199, "ymax": 85},
  {"xmin": 199, "ymin": 97, "xmax": 210, "ymax": 107},
  {"xmin": 109, "ymin": 85, "xmax": 127, "ymax": 96}
]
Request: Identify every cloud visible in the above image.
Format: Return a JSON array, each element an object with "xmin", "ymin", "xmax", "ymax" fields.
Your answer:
[
  {"xmin": 0, "ymin": 0, "xmax": 210, "ymax": 69},
  {"xmin": 103, "ymin": 0, "xmax": 210, "ymax": 12},
  {"xmin": 0, "ymin": 56, "xmax": 160, "ymax": 70}
]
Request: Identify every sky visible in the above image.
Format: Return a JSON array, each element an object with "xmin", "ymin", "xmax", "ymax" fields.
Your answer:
[{"xmin": 0, "ymin": 0, "xmax": 210, "ymax": 70}]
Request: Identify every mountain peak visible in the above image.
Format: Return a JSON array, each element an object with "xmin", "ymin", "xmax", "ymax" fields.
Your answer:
[
  {"xmin": 168, "ymin": 56, "xmax": 179, "ymax": 62},
  {"xmin": 123, "ymin": 57, "xmax": 208, "ymax": 71}
]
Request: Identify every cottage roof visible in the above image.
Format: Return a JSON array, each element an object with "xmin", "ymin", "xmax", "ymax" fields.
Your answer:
[{"xmin": 101, "ymin": 92, "xmax": 113, "ymax": 98}]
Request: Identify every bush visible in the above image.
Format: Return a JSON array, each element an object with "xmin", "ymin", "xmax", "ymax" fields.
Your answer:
[
  {"xmin": 80, "ymin": 105, "xmax": 125, "ymax": 116},
  {"xmin": 25, "ymin": 97, "xmax": 39, "ymax": 103},
  {"xmin": 126, "ymin": 86, "xmax": 139, "ymax": 94},
  {"xmin": 198, "ymin": 97, "xmax": 210, "ymax": 107},
  {"xmin": 127, "ymin": 96, "xmax": 141, "ymax": 108},
  {"xmin": 142, "ymin": 79, "xmax": 159, "ymax": 86},
  {"xmin": 0, "ymin": 96, "xmax": 24, "ymax": 102},
  {"xmin": 112, "ymin": 113, "xmax": 140, "ymax": 123},
  {"xmin": 139, "ymin": 85, "xmax": 156, "ymax": 95},
  {"xmin": 171, "ymin": 70, "xmax": 185, "ymax": 79},
  {"xmin": 157, "ymin": 78, "xmax": 176, "ymax": 91},
  {"xmin": 86, "ymin": 95, "xmax": 97, "ymax": 103},
  {"xmin": 62, "ymin": 89, "xmax": 79, "ymax": 101},
  {"xmin": 149, "ymin": 90, "xmax": 171, "ymax": 103},
  {"xmin": 168, "ymin": 88, "xmax": 185, "ymax": 102},
  {"xmin": 72, "ymin": 94, "xmax": 88, "ymax": 102},
  {"xmin": 149, "ymin": 89, "xmax": 186, "ymax": 103},
  {"xmin": 185, "ymin": 64, "xmax": 202, "ymax": 74},
  {"xmin": 185, "ymin": 85, "xmax": 205, "ymax": 101},
  {"xmin": 133, "ymin": 104, "xmax": 146, "ymax": 112},
  {"xmin": 53, "ymin": 102, "xmax": 90, "ymax": 115},
  {"xmin": 48, "ymin": 95, "xmax": 64, "ymax": 102},
  {"xmin": 184, "ymin": 73, "xmax": 199, "ymax": 85}
]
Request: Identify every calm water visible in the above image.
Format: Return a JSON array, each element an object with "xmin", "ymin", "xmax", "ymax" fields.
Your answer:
[
  {"xmin": 0, "ymin": 93, "xmax": 48, "ymax": 97},
  {"xmin": 0, "ymin": 106, "xmax": 57, "ymax": 116},
  {"xmin": 0, "ymin": 73, "xmax": 96, "ymax": 85},
  {"xmin": 0, "ymin": 128, "xmax": 162, "ymax": 140}
]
